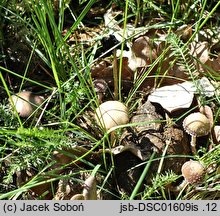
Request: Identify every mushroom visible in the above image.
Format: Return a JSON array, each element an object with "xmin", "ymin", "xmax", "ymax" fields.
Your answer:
[
  {"xmin": 170, "ymin": 160, "xmax": 206, "ymax": 192},
  {"xmin": 10, "ymin": 91, "xmax": 44, "ymax": 118},
  {"xmin": 70, "ymin": 194, "xmax": 85, "ymax": 200},
  {"xmin": 93, "ymin": 79, "xmax": 108, "ymax": 103},
  {"xmin": 183, "ymin": 112, "xmax": 211, "ymax": 154},
  {"xmin": 95, "ymin": 100, "xmax": 129, "ymax": 130},
  {"xmin": 82, "ymin": 176, "xmax": 97, "ymax": 200},
  {"xmin": 181, "ymin": 160, "xmax": 205, "ymax": 184}
]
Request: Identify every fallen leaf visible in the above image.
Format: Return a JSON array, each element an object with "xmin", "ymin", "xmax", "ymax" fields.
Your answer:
[
  {"xmin": 190, "ymin": 41, "xmax": 209, "ymax": 65},
  {"xmin": 131, "ymin": 35, "xmax": 157, "ymax": 66},
  {"xmin": 52, "ymin": 146, "xmax": 100, "ymax": 167},
  {"xmin": 204, "ymin": 55, "xmax": 220, "ymax": 74},
  {"xmin": 91, "ymin": 58, "xmax": 133, "ymax": 91},
  {"xmin": 196, "ymin": 77, "xmax": 215, "ymax": 97},
  {"xmin": 110, "ymin": 144, "xmax": 151, "ymax": 161},
  {"xmin": 175, "ymin": 24, "xmax": 192, "ymax": 42},
  {"xmin": 148, "ymin": 81, "xmax": 195, "ymax": 112},
  {"xmin": 91, "ymin": 60, "xmax": 113, "ymax": 84}
]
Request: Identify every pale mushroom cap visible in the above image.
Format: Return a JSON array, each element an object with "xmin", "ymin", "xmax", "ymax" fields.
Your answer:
[
  {"xmin": 181, "ymin": 160, "xmax": 205, "ymax": 184},
  {"xmin": 183, "ymin": 112, "xmax": 211, "ymax": 137},
  {"xmin": 95, "ymin": 101, "xmax": 129, "ymax": 130},
  {"xmin": 70, "ymin": 194, "xmax": 85, "ymax": 200},
  {"xmin": 11, "ymin": 91, "xmax": 44, "ymax": 118}
]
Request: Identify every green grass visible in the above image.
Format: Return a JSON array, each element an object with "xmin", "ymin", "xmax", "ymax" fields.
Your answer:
[{"xmin": 0, "ymin": 0, "xmax": 220, "ymax": 200}]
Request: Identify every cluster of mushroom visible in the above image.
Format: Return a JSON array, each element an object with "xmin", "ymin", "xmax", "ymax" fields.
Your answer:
[{"xmin": 95, "ymin": 101, "xmax": 212, "ymax": 154}]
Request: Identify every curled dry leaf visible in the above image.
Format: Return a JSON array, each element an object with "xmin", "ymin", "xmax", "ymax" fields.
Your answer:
[
  {"xmin": 132, "ymin": 36, "xmax": 157, "ymax": 61},
  {"xmin": 82, "ymin": 176, "xmax": 97, "ymax": 200},
  {"xmin": 91, "ymin": 60, "xmax": 113, "ymax": 84},
  {"xmin": 52, "ymin": 146, "xmax": 100, "ymax": 166},
  {"xmin": 148, "ymin": 81, "xmax": 195, "ymax": 113},
  {"xmin": 190, "ymin": 41, "xmax": 209, "ymax": 66},
  {"xmin": 205, "ymin": 55, "xmax": 220, "ymax": 73},
  {"xmin": 128, "ymin": 35, "xmax": 157, "ymax": 71},
  {"xmin": 175, "ymin": 24, "xmax": 192, "ymax": 42},
  {"xmin": 91, "ymin": 58, "xmax": 133, "ymax": 91},
  {"xmin": 110, "ymin": 144, "xmax": 152, "ymax": 161}
]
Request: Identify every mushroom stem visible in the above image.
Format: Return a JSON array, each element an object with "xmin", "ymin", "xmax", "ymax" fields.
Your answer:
[
  {"xmin": 170, "ymin": 180, "xmax": 188, "ymax": 192},
  {"xmin": 190, "ymin": 135, "xmax": 197, "ymax": 154}
]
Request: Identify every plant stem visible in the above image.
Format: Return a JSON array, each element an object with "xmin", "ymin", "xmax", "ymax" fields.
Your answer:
[
  {"xmin": 130, "ymin": 151, "xmax": 156, "ymax": 200},
  {"xmin": 113, "ymin": 49, "xmax": 118, "ymax": 100}
]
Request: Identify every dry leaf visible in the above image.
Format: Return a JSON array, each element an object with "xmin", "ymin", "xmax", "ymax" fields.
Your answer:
[
  {"xmin": 190, "ymin": 41, "xmax": 209, "ymax": 64},
  {"xmin": 153, "ymin": 42, "xmax": 190, "ymax": 86},
  {"xmin": 196, "ymin": 77, "xmax": 215, "ymax": 97},
  {"xmin": 91, "ymin": 60, "xmax": 113, "ymax": 84},
  {"xmin": 148, "ymin": 81, "xmax": 195, "ymax": 112},
  {"xmin": 91, "ymin": 58, "xmax": 133, "ymax": 91},
  {"xmin": 52, "ymin": 146, "xmax": 100, "ymax": 167},
  {"xmin": 205, "ymin": 55, "xmax": 220, "ymax": 73},
  {"xmin": 175, "ymin": 24, "xmax": 192, "ymax": 42},
  {"xmin": 124, "ymin": 35, "xmax": 158, "ymax": 72},
  {"xmin": 104, "ymin": 8, "xmax": 122, "ymax": 41},
  {"xmin": 131, "ymin": 36, "xmax": 157, "ymax": 65},
  {"xmin": 111, "ymin": 144, "xmax": 151, "ymax": 161}
]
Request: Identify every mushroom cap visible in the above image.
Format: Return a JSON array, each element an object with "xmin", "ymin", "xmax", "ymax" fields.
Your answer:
[
  {"xmin": 93, "ymin": 79, "xmax": 108, "ymax": 93},
  {"xmin": 183, "ymin": 112, "xmax": 211, "ymax": 137},
  {"xmin": 95, "ymin": 100, "xmax": 129, "ymax": 130},
  {"xmin": 70, "ymin": 194, "xmax": 85, "ymax": 200},
  {"xmin": 181, "ymin": 160, "xmax": 205, "ymax": 184},
  {"xmin": 11, "ymin": 91, "xmax": 44, "ymax": 118}
]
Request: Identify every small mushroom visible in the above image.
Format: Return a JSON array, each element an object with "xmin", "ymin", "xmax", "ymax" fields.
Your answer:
[
  {"xmin": 82, "ymin": 176, "xmax": 97, "ymax": 200},
  {"xmin": 95, "ymin": 100, "xmax": 129, "ymax": 130},
  {"xmin": 181, "ymin": 160, "xmax": 205, "ymax": 184},
  {"xmin": 183, "ymin": 112, "xmax": 211, "ymax": 154},
  {"xmin": 10, "ymin": 91, "xmax": 44, "ymax": 118},
  {"xmin": 70, "ymin": 194, "xmax": 85, "ymax": 200},
  {"xmin": 171, "ymin": 160, "xmax": 205, "ymax": 192},
  {"xmin": 93, "ymin": 79, "xmax": 108, "ymax": 103}
]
